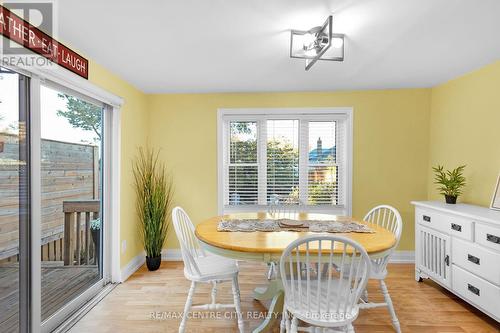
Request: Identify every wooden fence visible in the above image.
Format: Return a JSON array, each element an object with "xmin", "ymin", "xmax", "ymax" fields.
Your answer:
[{"xmin": 0, "ymin": 132, "xmax": 99, "ymax": 262}]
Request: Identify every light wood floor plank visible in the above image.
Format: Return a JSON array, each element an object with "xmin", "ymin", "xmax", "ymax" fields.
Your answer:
[{"xmin": 70, "ymin": 262, "xmax": 500, "ymax": 333}]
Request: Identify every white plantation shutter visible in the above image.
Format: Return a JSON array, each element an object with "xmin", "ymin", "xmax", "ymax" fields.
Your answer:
[
  {"xmin": 221, "ymin": 110, "xmax": 350, "ymax": 212},
  {"xmin": 266, "ymin": 119, "xmax": 300, "ymax": 204},
  {"xmin": 306, "ymin": 120, "xmax": 340, "ymax": 206},
  {"xmin": 225, "ymin": 121, "xmax": 259, "ymax": 205}
]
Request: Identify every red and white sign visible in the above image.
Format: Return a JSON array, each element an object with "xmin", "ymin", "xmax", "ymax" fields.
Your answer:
[{"xmin": 0, "ymin": 5, "xmax": 89, "ymax": 79}]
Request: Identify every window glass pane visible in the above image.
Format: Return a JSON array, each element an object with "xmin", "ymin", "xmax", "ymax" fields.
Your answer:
[
  {"xmin": 267, "ymin": 120, "xmax": 299, "ymax": 203},
  {"xmin": 229, "ymin": 121, "xmax": 257, "ymax": 164},
  {"xmin": 0, "ymin": 67, "xmax": 28, "ymax": 332},
  {"xmin": 308, "ymin": 121, "xmax": 338, "ymax": 205},
  {"xmin": 308, "ymin": 121, "xmax": 336, "ymax": 163},
  {"xmin": 308, "ymin": 165, "xmax": 338, "ymax": 205},
  {"xmin": 40, "ymin": 85, "xmax": 103, "ymax": 321},
  {"xmin": 228, "ymin": 121, "xmax": 258, "ymax": 206}
]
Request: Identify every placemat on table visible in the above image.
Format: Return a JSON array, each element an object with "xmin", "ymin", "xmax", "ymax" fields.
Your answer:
[{"xmin": 217, "ymin": 218, "xmax": 374, "ymax": 233}]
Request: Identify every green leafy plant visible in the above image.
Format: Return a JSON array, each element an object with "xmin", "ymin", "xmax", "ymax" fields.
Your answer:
[
  {"xmin": 133, "ymin": 147, "xmax": 173, "ymax": 258},
  {"xmin": 432, "ymin": 165, "xmax": 466, "ymax": 197}
]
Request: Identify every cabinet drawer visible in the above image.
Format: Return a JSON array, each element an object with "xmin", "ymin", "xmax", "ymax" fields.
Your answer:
[
  {"xmin": 475, "ymin": 223, "xmax": 500, "ymax": 252},
  {"xmin": 416, "ymin": 208, "xmax": 473, "ymax": 240},
  {"xmin": 452, "ymin": 238, "xmax": 500, "ymax": 285},
  {"xmin": 452, "ymin": 265, "xmax": 500, "ymax": 320}
]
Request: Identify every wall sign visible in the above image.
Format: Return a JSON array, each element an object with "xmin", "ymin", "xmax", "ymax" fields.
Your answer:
[{"xmin": 0, "ymin": 5, "xmax": 89, "ymax": 79}]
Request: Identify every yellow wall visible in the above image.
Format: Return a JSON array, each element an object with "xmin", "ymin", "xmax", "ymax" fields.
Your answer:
[
  {"xmin": 82, "ymin": 53, "xmax": 500, "ymax": 263},
  {"xmin": 85, "ymin": 58, "xmax": 500, "ymax": 263},
  {"xmin": 428, "ymin": 61, "xmax": 500, "ymax": 206},
  {"xmin": 88, "ymin": 62, "xmax": 149, "ymax": 267},
  {"xmin": 149, "ymin": 90, "xmax": 431, "ymax": 251}
]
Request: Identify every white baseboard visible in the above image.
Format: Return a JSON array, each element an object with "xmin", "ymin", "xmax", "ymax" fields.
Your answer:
[
  {"xmin": 120, "ymin": 252, "xmax": 145, "ymax": 282},
  {"xmin": 389, "ymin": 250, "xmax": 415, "ymax": 263},
  {"xmin": 160, "ymin": 248, "xmax": 415, "ymax": 264},
  {"xmin": 162, "ymin": 248, "xmax": 182, "ymax": 261}
]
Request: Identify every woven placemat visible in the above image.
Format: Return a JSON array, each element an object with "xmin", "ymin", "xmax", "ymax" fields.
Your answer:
[{"xmin": 217, "ymin": 218, "xmax": 374, "ymax": 233}]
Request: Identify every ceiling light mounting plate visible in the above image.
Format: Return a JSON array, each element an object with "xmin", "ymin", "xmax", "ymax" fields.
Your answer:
[{"xmin": 290, "ymin": 15, "xmax": 345, "ymax": 71}]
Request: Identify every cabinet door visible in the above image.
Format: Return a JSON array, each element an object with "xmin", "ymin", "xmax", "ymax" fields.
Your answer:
[{"xmin": 417, "ymin": 225, "xmax": 452, "ymax": 287}]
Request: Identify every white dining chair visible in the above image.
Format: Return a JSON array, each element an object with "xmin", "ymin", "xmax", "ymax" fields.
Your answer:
[
  {"xmin": 279, "ymin": 235, "xmax": 371, "ymax": 333},
  {"xmin": 172, "ymin": 207, "xmax": 244, "ymax": 333},
  {"xmin": 267, "ymin": 195, "xmax": 303, "ymax": 280},
  {"xmin": 359, "ymin": 205, "xmax": 403, "ymax": 333}
]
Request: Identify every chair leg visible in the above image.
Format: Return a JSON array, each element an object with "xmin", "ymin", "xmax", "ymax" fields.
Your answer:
[
  {"xmin": 361, "ymin": 288, "xmax": 368, "ymax": 303},
  {"xmin": 285, "ymin": 308, "xmax": 291, "ymax": 332},
  {"xmin": 180, "ymin": 281, "xmax": 196, "ymax": 333},
  {"xmin": 267, "ymin": 262, "xmax": 276, "ymax": 280},
  {"xmin": 290, "ymin": 316, "xmax": 298, "ymax": 333},
  {"xmin": 231, "ymin": 275, "xmax": 245, "ymax": 332},
  {"xmin": 211, "ymin": 281, "xmax": 218, "ymax": 305},
  {"xmin": 379, "ymin": 280, "xmax": 401, "ymax": 333},
  {"xmin": 280, "ymin": 311, "xmax": 286, "ymax": 333},
  {"xmin": 346, "ymin": 323, "xmax": 355, "ymax": 333},
  {"xmin": 280, "ymin": 305, "xmax": 289, "ymax": 333}
]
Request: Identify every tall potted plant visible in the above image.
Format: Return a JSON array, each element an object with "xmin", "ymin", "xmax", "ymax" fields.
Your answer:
[
  {"xmin": 133, "ymin": 147, "xmax": 173, "ymax": 271},
  {"xmin": 432, "ymin": 165, "xmax": 466, "ymax": 204}
]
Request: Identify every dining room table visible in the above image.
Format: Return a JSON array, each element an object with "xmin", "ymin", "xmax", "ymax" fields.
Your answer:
[{"xmin": 195, "ymin": 212, "xmax": 397, "ymax": 333}]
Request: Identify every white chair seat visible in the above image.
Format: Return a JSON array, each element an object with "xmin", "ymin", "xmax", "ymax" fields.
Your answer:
[
  {"xmin": 285, "ymin": 280, "xmax": 359, "ymax": 326},
  {"xmin": 190, "ymin": 255, "xmax": 239, "ymax": 281}
]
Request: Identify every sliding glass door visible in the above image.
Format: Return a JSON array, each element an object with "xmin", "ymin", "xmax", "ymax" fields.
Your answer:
[
  {"xmin": 0, "ymin": 66, "xmax": 111, "ymax": 332},
  {"xmin": 39, "ymin": 84, "xmax": 104, "ymax": 325},
  {"xmin": 0, "ymin": 67, "xmax": 30, "ymax": 333}
]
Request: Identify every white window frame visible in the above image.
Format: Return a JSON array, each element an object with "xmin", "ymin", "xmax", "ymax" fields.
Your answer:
[{"xmin": 217, "ymin": 107, "xmax": 353, "ymax": 216}]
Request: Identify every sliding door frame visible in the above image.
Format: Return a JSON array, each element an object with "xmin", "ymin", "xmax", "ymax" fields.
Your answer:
[
  {"xmin": 30, "ymin": 75, "xmax": 42, "ymax": 333},
  {"xmin": 18, "ymin": 70, "xmax": 32, "ymax": 333},
  {"xmin": 1, "ymin": 60, "xmax": 123, "ymax": 333}
]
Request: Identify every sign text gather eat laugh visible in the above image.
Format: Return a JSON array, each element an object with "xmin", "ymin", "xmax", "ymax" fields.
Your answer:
[{"xmin": 0, "ymin": 4, "xmax": 88, "ymax": 79}]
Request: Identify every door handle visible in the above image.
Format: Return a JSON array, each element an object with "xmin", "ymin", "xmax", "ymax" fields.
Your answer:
[
  {"xmin": 486, "ymin": 233, "xmax": 500, "ymax": 244},
  {"xmin": 423, "ymin": 215, "xmax": 431, "ymax": 222},
  {"xmin": 467, "ymin": 283, "xmax": 480, "ymax": 296},
  {"xmin": 467, "ymin": 254, "xmax": 480, "ymax": 265},
  {"xmin": 444, "ymin": 255, "xmax": 450, "ymax": 266},
  {"xmin": 451, "ymin": 223, "xmax": 462, "ymax": 232}
]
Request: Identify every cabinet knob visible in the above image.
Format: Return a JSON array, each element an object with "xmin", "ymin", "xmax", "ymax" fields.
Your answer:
[{"xmin": 451, "ymin": 223, "xmax": 462, "ymax": 232}]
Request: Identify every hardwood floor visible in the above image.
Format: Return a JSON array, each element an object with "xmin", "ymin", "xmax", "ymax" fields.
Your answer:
[{"xmin": 70, "ymin": 262, "xmax": 499, "ymax": 333}]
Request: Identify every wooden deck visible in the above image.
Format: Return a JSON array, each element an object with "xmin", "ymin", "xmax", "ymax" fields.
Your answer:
[{"xmin": 0, "ymin": 263, "xmax": 100, "ymax": 333}]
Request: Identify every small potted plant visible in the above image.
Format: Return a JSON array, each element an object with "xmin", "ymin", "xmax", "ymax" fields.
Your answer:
[
  {"xmin": 432, "ymin": 165, "xmax": 466, "ymax": 204},
  {"xmin": 90, "ymin": 217, "xmax": 100, "ymax": 262},
  {"xmin": 133, "ymin": 147, "xmax": 173, "ymax": 271}
]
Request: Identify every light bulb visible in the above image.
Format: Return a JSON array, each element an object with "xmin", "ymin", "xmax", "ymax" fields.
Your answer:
[
  {"xmin": 303, "ymin": 33, "xmax": 316, "ymax": 46},
  {"xmin": 332, "ymin": 37, "xmax": 344, "ymax": 49}
]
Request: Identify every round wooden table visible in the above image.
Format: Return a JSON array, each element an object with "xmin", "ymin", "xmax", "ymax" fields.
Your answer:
[{"xmin": 195, "ymin": 212, "xmax": 396, "ymax": 333}]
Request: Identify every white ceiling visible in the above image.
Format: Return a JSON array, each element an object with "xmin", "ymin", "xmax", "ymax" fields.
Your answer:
[{"xmin": 58, "ymin": 0, "xmax": 500, "ymax": 93}]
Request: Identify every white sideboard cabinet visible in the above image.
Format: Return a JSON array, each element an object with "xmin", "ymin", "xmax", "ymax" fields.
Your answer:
[{"xmin": 412, "ymin": 201, "xmax": 500, "ymax": 322}]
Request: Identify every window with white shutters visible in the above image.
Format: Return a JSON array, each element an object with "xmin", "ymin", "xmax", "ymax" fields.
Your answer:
[{"xmin": 220, "ymin": 109, "xmax": 352, "ymax": 214}]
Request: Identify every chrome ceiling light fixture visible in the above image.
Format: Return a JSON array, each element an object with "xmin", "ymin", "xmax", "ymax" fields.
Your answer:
[{"xmin": 290, "ymin": 15, "xmax": 345, "ymax": 71}]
